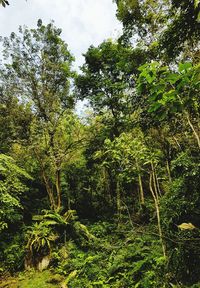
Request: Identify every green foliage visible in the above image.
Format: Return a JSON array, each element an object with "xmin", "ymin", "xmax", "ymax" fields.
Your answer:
[
  {"xmin": 137, "ymin": 61, "xmax": 199, "ymax": 119},
  {"xmin": 161, "ymin": 151, "xmax": 200, "ymax": 285},
  {"xmin": 26, "ymin": 222, "xmax": 58, "ymax": 256},
  {"xmin": 0, "ymin": 20, "xmax": 79, "ymax": 211},
  {"xmin": 0, "ymin": 19, "xmax": 74, "ymax": 112},
  {"xmin": 25, "ymin": 209, "xmax": 94, "ymax": 269},
  {"xmin": 75, "ymin": 41, "xmax": 147, "ymax": 137},
  {"xmin": 95, "ymin": 130, "xmax": 149, "ymax": 178},
  {"xmin": 159, "ymin": 0, "xmax": 200, "ymax": 59},
  {"xmin": 0, "ymin": 2, "xmax": 199, "ymax": 287},
  {"xmin": 32, "ymin": 209, "xmax": 78, "ymax": 226},
  {"xmin": 0, "ymin": 154, "xmax": 31, "ymax": 232},
  {"xmin": 115, "ymin": 0, "xmax": 200, "ymax": 59},
  {"xmin": 17, "ymin": 270, "xmax": 60, "ymax": 288},
  {"xmin": 0, "ymin": 96, "xmax": 32, "ymax": 153},
  {"xmin": 137, "ymin": 61, "xmax": 200, "ymax": 150},
  {"xmin": 52, "ymin": 221, "xmax": 166, "ymax": 287},
  {"xmin": 0, "ymin": 233, "xmax": 25, "ymax": 273}
]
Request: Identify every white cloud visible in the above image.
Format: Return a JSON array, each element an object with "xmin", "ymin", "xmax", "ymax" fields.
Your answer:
[{"xmin": 0, "ymin": 0, "xmax": 122, "ymax": 68}]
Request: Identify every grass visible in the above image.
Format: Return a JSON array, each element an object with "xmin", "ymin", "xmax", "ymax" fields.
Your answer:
[{"xmin": 0, "ymin": 270, "xmax": 62, "ymax": 288}]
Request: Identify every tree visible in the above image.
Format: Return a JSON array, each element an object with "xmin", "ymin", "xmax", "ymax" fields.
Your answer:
[
  {"xmin": 159, "ymin": 0, "xmax": 200, "ymax": 59},
  {"xmin": 115, "ymin": 0, "xmax": 169, "ymax": 44},
  {"xmin": 0, "ymin": 20, "xmax": 81, "ymax": 211},
  {"xmin": 75, "ymin": 40, "xmax": 148, "ymax": 138},
  {"xmin": 95, "ymin": 130, "xmax": 166, "ymax": 256},
  {"xmin": 114, "ymin": 0, "xmax": 200, "ymax": 59},
  {"xmin": 137, "ymin": 61, "xmax": 200, "ymax": 149},
  {"xmin": 29, "ymin": 112, "xmax": 84, "ymax": 211},
  {"xmin": 96, "ymin": 131, "xmax": 147, "ymax": 206},
  {"xmin": 0, "ymin": 84, "xmax": 32, "ymax": 153}
]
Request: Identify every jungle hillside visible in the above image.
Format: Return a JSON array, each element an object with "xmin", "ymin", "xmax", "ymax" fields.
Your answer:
[{"xmin": 0, "ymin": 0, "xmax": 200, "ymax": 287}]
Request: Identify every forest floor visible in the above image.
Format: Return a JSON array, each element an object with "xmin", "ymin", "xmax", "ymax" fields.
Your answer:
[{"xmin": 0, "ymin": 270, "xmax": 62, "ymax": 288}]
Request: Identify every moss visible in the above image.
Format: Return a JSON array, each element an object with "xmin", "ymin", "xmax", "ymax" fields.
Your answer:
[{"xmin": 0, "ymin": 271, "xmax": 61, "ymax": 288}]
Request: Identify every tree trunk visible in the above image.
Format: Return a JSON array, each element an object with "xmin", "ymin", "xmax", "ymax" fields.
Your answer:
[
  {"xmin": 34, "ymin": 148, "xmax": 56, "ymax": 210},
  {"xmin": 176, "ymin": 94, "xmax": 200, "ymax": 149},
  {"xmin": 166, "ymin": 160, "xmax": 172, "ymax": 183},
  {"xmin": 185, "ymin": 112, "xmax": 200, "ymax": 149},
  {"xmin": 136, "ymin": 160, "xmax": 145, "ymax": 204},
  {"xmin": 173, "ymin": 136, "xmax": 181, "ymax": 150},
  {"xmin": 151, "ymin": 161, "xmax": 159, "ymax": 201},
  {"xmin": 55, "ymin": 169, "xmax": 61, "ymax": 211},
  {"xmin": 116, "ymin": 180, "xmax": 121, "ymax": 221},
  {"xmin": 138, "ymin": 174, "xmax": 145, "ymax": 204},
  {"xmin": 42, "ymin": 169, "xmax": 56, "ymax": 210},
  {"xmin": 155, "ymin": 171, "xmax": 162, "ymax": 197},
  {"xmin": 149, "ymin": 172, "xmax": 166, "ymax": 257},
  {"xmin": 103, "ymin": 167, "xmax": 112, "ymax": 205}
]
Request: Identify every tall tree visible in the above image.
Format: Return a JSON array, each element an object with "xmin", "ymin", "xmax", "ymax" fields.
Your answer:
[
  {"xmin": 0, "ymin": 20, "xmax": 81, "ymax": 211},
  {"xmin": 75, "ymin": 40, "xmax": 148, "ymax": 138}
]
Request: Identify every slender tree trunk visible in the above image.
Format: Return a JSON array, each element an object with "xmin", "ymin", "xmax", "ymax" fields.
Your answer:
[
  {"xmin": 34, "ymin": 148, "xmax": 56, "ymax": 210},
  {"xmin": 55, "ymin": 169, "xmax": 61, "ymax": 211},
  {"xmin": 136, "ymin": 160, "xmax": 145, "ymax": 204},
  {"xmin": 103, "ymin": 167, "xmax": 112, "ymax": 205},
  {"xmin": 108, "ymin": 170, "xmax": 115, "ymax": 200},
  {"xmin": 173, "ymin": 136, "xmax": 181, "ymax": 150},
  {"xmin": 176, "ymin": 94, "xmax": 200, "ymax": 148},
  {"xmin": 151, "ymin": 162, "xmax": 159, "ymax": 201},
  {"xmin": 149, "ymin": 172, "xmax": 166, "ymax": 257},
  {"xmin": 138, "ymin": 174, "xmax": 145, "ymax": 204},
  {"xmin": 155, "ymin": 171, "xmax": 162, "ymax": 197},
  {"xmin": 185, "ymin": 112, "xmax": 200, "ymax": 149},
  {"xmin": 116, "ymin": 179, "xmax": 121, "ymax": 221},
  {"xmin": 166, "ymin": 160, "xmax": 172, "ymax": 183},
  {"xmin": 42, "ymin": 169, "xmax": 56, "ymax": 210}
]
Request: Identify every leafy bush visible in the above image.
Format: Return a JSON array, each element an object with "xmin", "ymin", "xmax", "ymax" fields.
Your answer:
[
  {"xmin": 0, "ymin": 154, "xmax": 31, "ymax": 232},
  {"xmin": 161, "ymin": 152, "xmax": 200, "ymax": 285},
  {"xmin": 52, "ymin": 221, "xmax": 167, "ymax": 287},
  {"xmin": 0, "ymin": 232, "xmax": 25, "ymax": 273}
]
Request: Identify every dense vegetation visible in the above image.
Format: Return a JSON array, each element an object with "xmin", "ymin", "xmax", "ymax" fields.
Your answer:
[{"xmin": 0, "ymin": 1, "xmax": 199, "ymax": 287}]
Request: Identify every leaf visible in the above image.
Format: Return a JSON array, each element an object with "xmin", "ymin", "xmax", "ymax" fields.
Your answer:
[
  {"xmin": 138, "ymin": 63, "xmax": 148, "ymax": 72},
  {"xmin": 197, "ymin": 11, "xmax": 200, "ymax": 22},
  {"xmin": 178, "ymin": 223, "xmax": 196, "ymax": 230},
  {"xmin": 146, "ymin": 74, "xmax": 155, "ymax": 84},
  {"xmin": 167, "ymin": 73, "xmax": 179, "ymax": 84},
  {"xmin": 194, "ymin": 0, "xmax": 200, "ymax": 8},
  {"xmin": 41, "ymin": 238, "xmax": 46, "ymax": 247},
  {"xmin": 148, "ymin": 102, "xmax": 161, "ymax": 113},
  {"xmin": 160, "ymin": 90, "xmax": 176, "ymax": 105},
  {"xmin": 178, "ymin": 62, "xmax": 192, "ymax": 73}
]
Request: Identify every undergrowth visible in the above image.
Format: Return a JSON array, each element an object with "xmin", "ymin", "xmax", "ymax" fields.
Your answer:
[
  {"xmin": 1, "ymin": 221, "xmax": 200, "ymax": 288},
  {"xmin": 51, "ymin": 221, "xmax": 167, "ymax": 287}
]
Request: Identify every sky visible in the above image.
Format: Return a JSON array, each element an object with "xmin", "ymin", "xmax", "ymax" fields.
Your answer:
[{"xmin": 0, "ymin": 0, "xmax": 122, "ymax": 69}]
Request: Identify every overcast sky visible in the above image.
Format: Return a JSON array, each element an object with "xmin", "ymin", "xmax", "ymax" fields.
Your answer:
[{"xmin": 0, "ymin": 0, "xmax": 122, "ymax": 69}]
